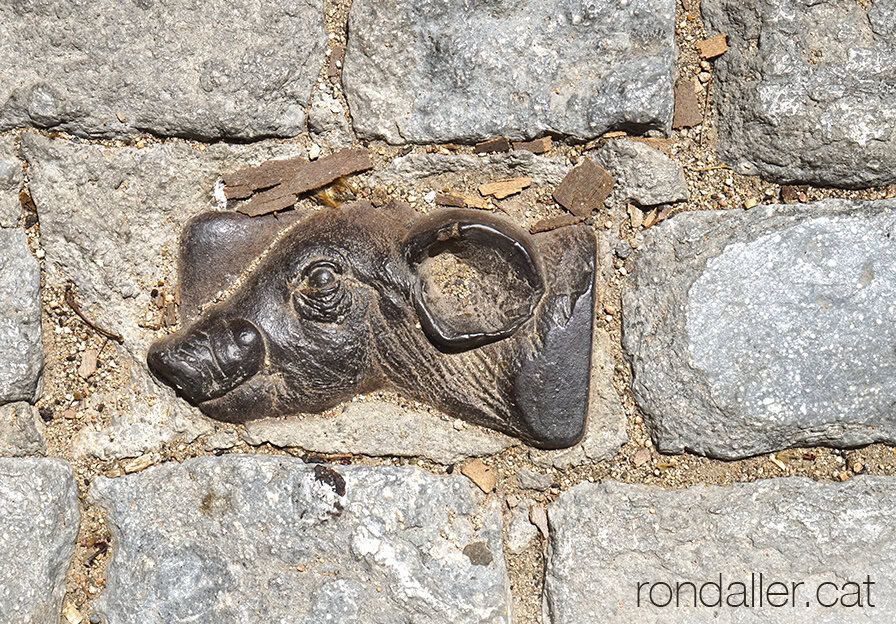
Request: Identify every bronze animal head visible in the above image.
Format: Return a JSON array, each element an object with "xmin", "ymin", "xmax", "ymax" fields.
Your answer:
[{"xmin": 147, "ymin": 201, "xmax": 595, "ymax": 449}]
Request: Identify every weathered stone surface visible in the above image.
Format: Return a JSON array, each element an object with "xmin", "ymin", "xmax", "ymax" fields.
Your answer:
[
  {"xmin": 0, "ymin": 228, "xmax": 42, "ymax": 404},
  {"xmin": 546, "ymin": 477, "xmax": 896, "ymax": 623},
  {"xmin": 0, "ymin": 458, "xmax": 79, "ymax": 622},
  {"xmin": 624, "ymin": 200, "xmax": 896, "ymax": 459},
  {"xmin": 593, "ymin": 139, "xmax": 688, "ymax": 207},
  {"xmin": 242, "ymin": 399, "xmax": 514, "ymax": 464},
  {"xmin": 344, "ymin": 0, "xmax": 675, "ymax": 144},
  {"xmin": 22, "ymin": 133, "xmax": 304, "ymax": 364},
  {"xmin": 0, "ymin": 402, "xmax": 45, "ymax": 456},
  {"xmin": 0, "ymin": 1, "xmax": 326, "ymax": 140},
  {"xmin": 702, "ymin": 0, "xmax": 896, "ymax": 188},
  {"xmin": 530, "ymin": 329, "xmax": 627, "ymax": 468},
  {"xmin": 505, "ymin": 503, "xmax": 537, "ymax": 555},
  {"xmin": 73, "ymin": 365, "xmax": 210, "ymax": 461},
  {"xmin": 517, "ymin": 468, "xmax": 552, "ymax": 491},
  {"xmin": 0, "ymin": 135, "xmax": 21, "ymax": 227},
  {"xmin": 23, "ymin": 135, "xmax": 309, "ymax": 458},
  {"xmin": 90, "ymin": 456, "xmax": 509, "ymax": 623},
  {"xmin": 371, "ymin": 151, "xmax": 570, "ymax": 190},
  {"xmin": 307, "ymin": 89, "xmax": 354, "ymax": 149}
]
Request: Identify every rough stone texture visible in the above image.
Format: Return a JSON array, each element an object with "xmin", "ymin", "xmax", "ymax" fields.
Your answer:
[
  {"xmin": 242, "ymin": 400, "xmax": 515, "ymax": 464},
  {"xmin": 546, "ymin": 477, "xmax": 896, "ymax": 623},
  {"xmin": 22, "ymin": 134, "xmax": 307, "ymax": 361},
  {"xmin": 530, "ymin": 329, "xmax": 627, "ymax": 468},
  {"xmin": 516, "ymin": 469, "xmax": 552, "ymax": 491},
  {"xmin": 702, "ymin": 0, "xmax": 896, "ymax": 188},
  {"xmin": 0, "ymin": 402, "xmax": 45, "ymax": 456},
  {"xmin": 308, "ymin": 89, "xmax": 355, "ymax": 149},
  {"xmin": 0, "ymin": 458, "xmax": 79, "ymax": 622},
  {"xmin": 370, "ymin": 151, "xmax": 570, "ymax": 191},
  {"xmin": 0, "ymin": 228, "xmax": 42, "ymax": 404},
  {"xmin": 505, "ymin": 503, "xmax": 537, "ymax": 555},
  {"xmin": 592, "ymin": 139, "xmax": 688, "ymax": 207},
  {"xmin": 73, "ymin": 365, "xmax": 210, "ymax": 461},
  {"xmin": 0, "ymin": 135, "xmax": 21, "ymax": 227},
  {"xmin": 90, "ymin": 456, "xmax": 510, "ymax": 623},
  {"xmin": 343, "ymin": 0, "xmax": 675, "ymax": 144},
  {"xmin": 0, "ymin": 1, "xmax": 326, "ymax": 140},
  {"xmin": 23, "ymin": 134, "xmax": 310, "ymax": 458},
  {"xmin": 624, "ymin": 199, "xmax": 896, "ymax": 459}
]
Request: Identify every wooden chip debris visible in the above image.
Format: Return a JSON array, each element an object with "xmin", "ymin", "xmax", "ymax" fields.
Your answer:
[
  {"xmin": 512, "ymin": 136, "xmax": 552, "ymax": 154},
  {"xmin": 224, "ymin": 149, "xmax": 373, "ymax": 217},
  {"xmin": 529, "ymin": 214, "xmax": 585, "ymax": 234},
  {"xmin": 479, "ymin": 177, "xmax": 531, "ymax": 200},
  {"xmin": 672, "ymin": 78, "xmax": 703, "ymax": 129},
  {"xmin": 435, "ymin": 192, "xmax": 466, "ymax": 207},
  {"xmin": 123, "ymin": 453, "xmax": 155, "ymax": 474},
  {"xmin": 77, "ymin": 349, "xmax": 98, "ymax": 380},
  {"xmin": 529, "ymin": 504, "xmax": 549, "ymax": 539},
  {"xmin": 461, "ymin": 459, "xmax": 496, "ymax": 493},
  {"xmin": 697, "ymin": 34, "xmax": 728, "ymax": 59},
  {"xmin": 328, "ymin": 44, "xmax": 346, "ymax": 77},
  {"xmin": 552, "ymin": 158, "xmax": 614, "ymax": 217},
  {"xmin": 464, "ymin": 194, "xmax": 492, "ymax": 210},
  {"xmin": 628, "ymin": 204, "xmax": 644, "ymax": 229},
  {"xmin": 473, "ymin": 137, "xmax": 511, "ymax": 154}
]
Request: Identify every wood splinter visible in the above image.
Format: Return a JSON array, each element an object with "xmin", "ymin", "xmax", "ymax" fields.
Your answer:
[{"xmin": 64, "ymin": 284, "xmax": 124, "ymax": 344}]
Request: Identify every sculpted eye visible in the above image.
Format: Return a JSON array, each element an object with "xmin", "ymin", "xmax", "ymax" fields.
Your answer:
[
  {"xmin": 294, "ymin": 260, "xmax": 350, "ymax": 323},
  {"xmin": 305, "ymin": 262, "xmax": 339, "ymax": 291}
]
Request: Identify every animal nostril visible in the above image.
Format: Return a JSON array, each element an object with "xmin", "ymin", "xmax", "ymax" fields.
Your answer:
[{"xmin": 147, "ymin": 319, "xmax": 266, "ymax": 405}]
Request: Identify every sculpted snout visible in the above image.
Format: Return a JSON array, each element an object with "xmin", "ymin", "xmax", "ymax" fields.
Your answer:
[{"xmin": 147, "ymin": 317, "xmax": 265, "ymax": 404}]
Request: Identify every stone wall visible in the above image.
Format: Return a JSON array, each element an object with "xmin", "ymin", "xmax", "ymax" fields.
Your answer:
[{"xmin": 2, "ymin": 0, "xmax": 896, "ymax": 622}]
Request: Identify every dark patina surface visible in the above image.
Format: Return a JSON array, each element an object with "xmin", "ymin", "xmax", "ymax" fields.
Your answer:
[{"xmin": 148, "ymin": 202, "xmax": 596, "ymax": 449}]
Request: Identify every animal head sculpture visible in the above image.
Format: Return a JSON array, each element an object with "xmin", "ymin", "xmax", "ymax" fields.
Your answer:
[{"xmin": 147, "ymin": 201, "xmax": 596, "ymax": 449}]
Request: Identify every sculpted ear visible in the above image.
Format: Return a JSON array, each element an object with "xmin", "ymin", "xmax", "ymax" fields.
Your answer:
[
  {"xmin": 402, "ymin": 209, "xmax": 545, "ymax": 351},
  {"xmin": 179, "ymin": 211, "xmax": 302, "ymax": 323}
]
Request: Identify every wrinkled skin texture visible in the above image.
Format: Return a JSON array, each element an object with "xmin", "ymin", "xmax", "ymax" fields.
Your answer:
[{"xmin": 148, "ymin": 202, "xmax": 596, "ymax": 449}]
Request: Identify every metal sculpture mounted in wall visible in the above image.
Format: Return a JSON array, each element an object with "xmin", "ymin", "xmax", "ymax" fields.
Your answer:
[{"xmin": 147, "ymin": 201, "xmax": 596, "ymax": 449}]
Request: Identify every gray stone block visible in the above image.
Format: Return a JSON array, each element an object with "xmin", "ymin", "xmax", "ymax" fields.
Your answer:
[
  {"xmin": 370, "ymin": 151, "xmax": 571, "ymax": 190},
  {"xmin": 702, "ymin": 0, "xmax": 896, "ymax": 188},
  {"xmin": 0, "ymin": 135, "xmax": 22, "ymax": 228},
  {"xmin": 21, "ymin": 134, "xmax": 306, "ymax": 362},
  {"xmin": 0, "ymin": 458, "xmax": 79, "ymax": 622},
  {"xmin": 343, "ymin": 0, "xmax": 675, "ymax": 144},
  {"xmin": 0, "ymin": 228, "xmax": 42, "ymax": 404},
  {"xmin": 505, "ymin": 503, "xmax": 537, "ymax": 555},
  {"xmin": 623, "ymin": 199, "xmax": 896, "ymax": 459},
  {"xmin": 516, "ymin": 469, "xmax": 552, "ymax": 491},
  {"xmin": 0, "ymin": 1, "xmax": 326, "ymax": 140},
  {"xmin": 592, "ymin": 138, "xmax": 688, "ymax": 207},
  {"xmin": 546, "ymin": 477, "xmax": 896, "ymax": 623},
  {"xmin": 242, "ymin": 400, "xmax": 515, "ymax": 464},
  {"xmin": 0, "ymin": 402, "xmax": 45, "ymax": 456},
  {"xmin": 308, "ymin": 89, "xmax": 355, "ymax": 149},
  {"xmin": 22, "ymin": 135, "xmax": 313, "ymax": 459},
  {"xmin": 90, "ymin": 456, "xmax": 510, "ymax": 623}
]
